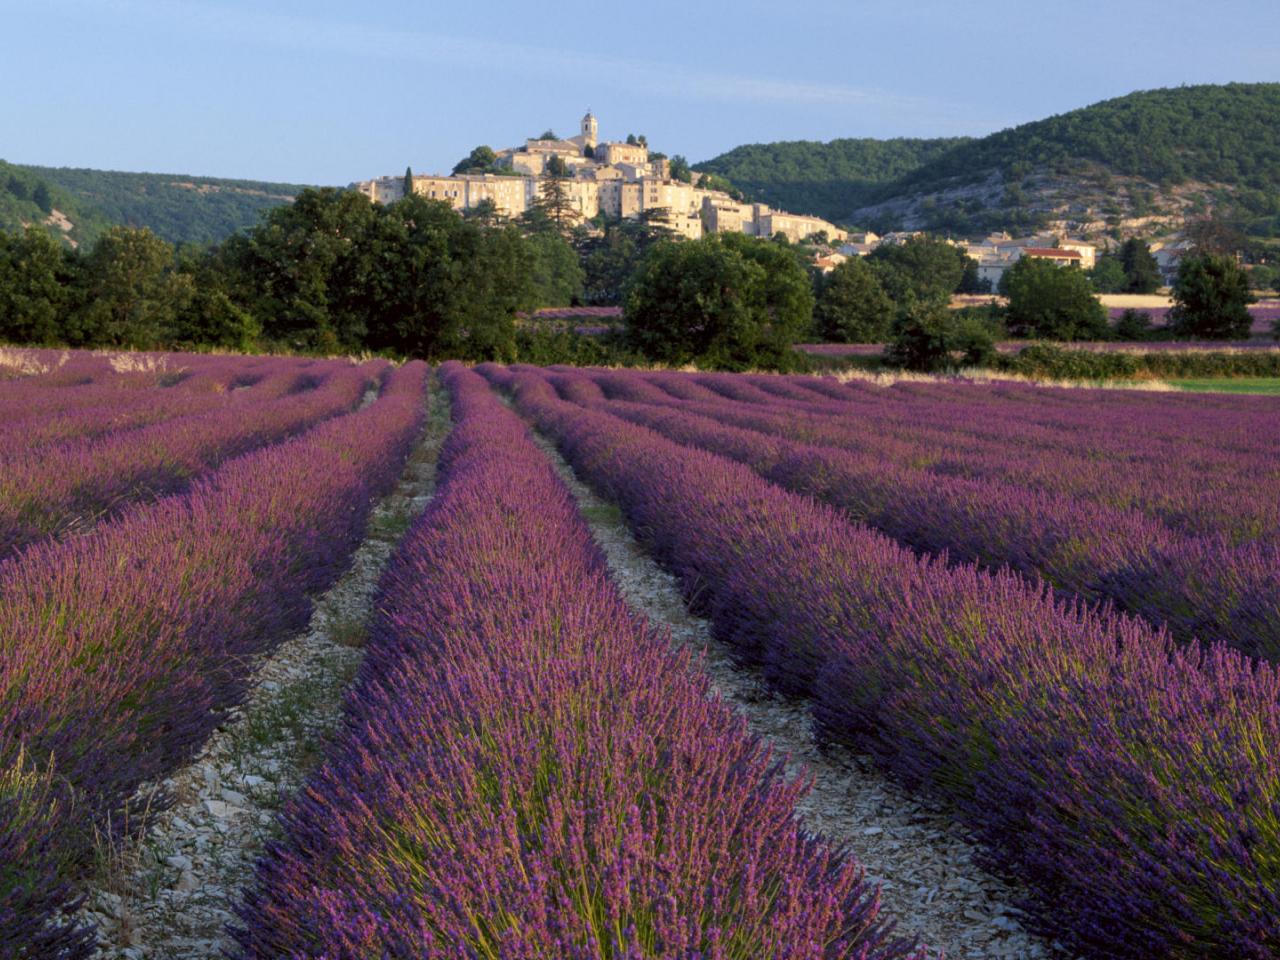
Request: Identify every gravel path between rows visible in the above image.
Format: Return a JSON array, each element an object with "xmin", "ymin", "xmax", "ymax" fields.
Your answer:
[
  {"xmin": 79, "ymin": 381, "xmax": 451, "ymax": 960},
  {"xmin": 530, "ymin": 428, "xmax": 1066, "ymax": 960}
]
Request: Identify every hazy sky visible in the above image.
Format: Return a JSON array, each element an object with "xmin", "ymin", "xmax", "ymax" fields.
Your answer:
[{"xmin": 3, "ymin": 0, "xmax": 1277, "ymax": 184}]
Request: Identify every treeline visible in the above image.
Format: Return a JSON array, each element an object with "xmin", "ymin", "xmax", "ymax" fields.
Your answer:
[
  {"xmin": 0, "ymin": 189, "xmax": 1265, "ymax": 372},
  {"xmin": 0, "ymin": 188, "xmax": 598, "ymax": 359},
  {"xmin": 810, "ymin": 234, "xmax": 1261, "ymax": 372}
]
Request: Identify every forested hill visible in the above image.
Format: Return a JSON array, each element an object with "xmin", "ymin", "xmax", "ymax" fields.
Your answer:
[
  {"xmin": 692, "ymin": 137, "xmax": 968, "ymax": 223},
  {"xmin": 696, "ymin": 84, "xmax": 1280, "ymax": 238},
  {"xmin": 1, "ymin": 161, "xmax": 311, "ymax": 246},
  {"xmin": 21, "ymin": 166, "xmax": 313, "ymax": 245},
  {"xmin": 0, "ymin": 159, "xmax": 110, "ymax": 247},
  {"xmin": 888, "ymin": 83, "xmax": 1280, "ymax": 198}
]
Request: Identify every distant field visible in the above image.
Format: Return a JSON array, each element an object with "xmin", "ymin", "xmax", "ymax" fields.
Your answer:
[{"xmin": 1171, "ymin": 376, "xmax": 1280, "ymax": 393}]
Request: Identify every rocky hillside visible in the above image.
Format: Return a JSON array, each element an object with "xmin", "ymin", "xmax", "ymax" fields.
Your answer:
[
  {"xmin": 0, "ymin": 160, "xmax": 109, "ymax": 247},
  {"xmin": 698, "ymin": 84, "xmax": 1280, "ymax": 241}
]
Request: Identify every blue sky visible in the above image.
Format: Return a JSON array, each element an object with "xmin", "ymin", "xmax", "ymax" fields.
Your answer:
[{"xmin": 3, "ymin": 0, "xmax": 1277, "ymax": 185}]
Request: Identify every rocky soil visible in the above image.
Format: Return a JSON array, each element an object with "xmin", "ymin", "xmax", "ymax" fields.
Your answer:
[
  {"xmin": 78, "ymin": 383, "xmax": 450, "ymax": 960},
  {"xmin": 532, "ymin": 430, "xmax": 1069, "ymax": 960}
]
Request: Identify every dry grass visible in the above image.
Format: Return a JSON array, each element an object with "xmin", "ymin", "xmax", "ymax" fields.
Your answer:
[
  {"xmin": 94, "ymin": 351, "xmax": 188, "ymax": 376},
  {"xmin": 825, "ymin": 366, "xmax": 1179, "ymax": 392},
  {"xmin": 0, "ymin": 347, "xmax": 67, "ymax": 376}
]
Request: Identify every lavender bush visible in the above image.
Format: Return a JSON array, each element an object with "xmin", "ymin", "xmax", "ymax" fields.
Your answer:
[
  {"xmin": 494, "ymin": 365, "xmax": 1280, "ymax": 959},
  {"xmin": 568, "ymin": 378, "xmax": 1280, "ymax": 661},
  {"xmin": 0, "ymin": 361, "xmax": 428, "ymax": 956},
  {"xmin": 0, "ymin": 358, "xmax": 385, "ymax": 561},
  {"xmin": 234, "ymin": 362, "xmax": 922, "ymax": 960}
]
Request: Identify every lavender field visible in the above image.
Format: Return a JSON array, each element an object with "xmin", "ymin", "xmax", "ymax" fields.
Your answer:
[{"xmin": 2, "ymin": 348, "xmax": 1278, "ymax": 959}]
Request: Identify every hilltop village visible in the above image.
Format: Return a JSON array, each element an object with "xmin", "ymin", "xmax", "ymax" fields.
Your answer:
[
  {"xmin": 352, "ymin": 112, "xmax": 847, "ymax": 244},
  {"xmin": 349, "ymin": 113, "xmax": 1131, "ymax": 289}
]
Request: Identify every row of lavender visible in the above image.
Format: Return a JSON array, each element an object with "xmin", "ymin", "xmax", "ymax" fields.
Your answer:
[
  {"xmin": 235, "ymin": 363, "xmax": 923, "ymax": 959},
  {"xmin": 0, "ymin": 354, "xmax": 340, "ymax": 447},
  {"xmin": 496, "ymin": 366, "xmax": 1280, "ymax": 959},
  {"xmin": 674, "ymin": 371, "xmax": 1280, "ymax": 535},
  {"xmin": 635, "ymin": 367, "xmax": 1280, "ymax": 551},
  {"xmin": 563, "ymin": 370, "xmax": 1280, "ymax": 661},
  {"xmin": 0, "ymin": 358, "xmax": 383, "ymax": 562},
  {"xmin": 0, "ymin": 361, "xmax": 429, "ymax": 957}
]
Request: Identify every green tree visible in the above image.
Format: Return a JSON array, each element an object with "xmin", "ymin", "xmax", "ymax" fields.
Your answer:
[
  {"xmin": 0, "ymin": 227, "xmax": 74, "ymax": 345},
  {"xmin": 1184, "ymin": 216, "xmax": 1246, "ymax": 257},
  {"xmin": 1001, "ymin": 256, "xmax": 1109, "ymax": 340},
  {"xmin": 813, "ymin": 257, "xmax": 894, "ymax": 342},
  {"xmin": 6, "ymin": 174, "xmax": 29, "ymax": 202},
  {"xmin": 1118, "ymin": 237, "xmax": 1161, "ymax": 293},
  {"xmin": 452, "ymin": 146, "xmax": 497, "ymax": 175},
  {"xmin": 638, "ymin": 205, "xmax": 675, "ymax": 239},
  {"xmin": 526, "ymin": 160, "xmax": 575, "ymax": 236},
  {"xmin": 1168, "ymin": 253, "xmax": 1255, "ymax": 339},
  {"xmin": 31, "ymin": 182, "xmax": 53, "ymax": 215},
  {"xmin": 359, "ymin": 195, "xmax": 529, "ymax": 361},
  {"xmin": 885, "ymin": 300, "xmax": 995, "ymax": 371},
  {"xmin": 525, "ymin": 230, "xmax": 585, "ymax": 307},
  {"xmin": 624, "ymin": 233, "xmax": 812, "ymax": 370},
  {"xmin": 75, "ymin": 226, "xmax": 185, "ymax": 347},
  {"xmin": 957, "ymin": 255, "xmax": 991, "ymax": 294},
  {"xmin": 869, "ymin": 235, "xmax": 965, "ymax": 303},
  {"xmin": 169, "ymin": 247, "xmax": 260, "ymax": 350},
  {"xmin": 576, "ymin": 220, "xmax": 672, "ymax": 305},
  {"xmin": 1113, "ymin": 308, "xmax": 1153, "ymax": 340},
  {"xmin": 1246, "ymin": 264, "xmax": 1277, "ymax": 292},
  {"xmin": 463, "ymin": 198, "xmax": 502, "ymax": 226},
  {"xmin": 1088, "ymin": 255, "xmax": 1128, "ymax": 293},
  {"xmin": 221, "ymin": 188, "xmax": 379, "ymax": 351},
  {"xmin": 719, "ymin": 231, "xmax": 814, "ymax": 354},
  {"xmin": 669, "ymin": 155, "xmax": 693, "ymax": 183},
  {"xmin": 403, "ymin": 166, "xmax": 414, "ymax": 197}
]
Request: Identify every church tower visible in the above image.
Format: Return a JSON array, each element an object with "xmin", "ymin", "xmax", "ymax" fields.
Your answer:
[{"xmin": 581, "ymin": 110, "xmax": 598, "ymax": 149}]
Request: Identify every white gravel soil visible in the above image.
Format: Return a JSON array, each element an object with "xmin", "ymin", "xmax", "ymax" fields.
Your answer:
[
  {"xmin": 531, "ymin": 429, "xmax": 1069, "ymax": 960},
  {"xmin": 78, "ymin": 381, "xmax": 450, "ymax": 960}
]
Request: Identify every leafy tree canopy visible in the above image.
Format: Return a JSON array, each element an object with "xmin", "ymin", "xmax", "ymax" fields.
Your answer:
[
  {"xmin": 1118, "ymin": 237, "xmax": 1162, "ymax": 293},
  {"xmin": 868, "ymin": 235, "xmax": 965, "ymax": 303},
  {"xmin": 1169, "ymin": 253, "xmax": 1255, "ymax": 339},
  {"xmin": 813, "ymin": 257, "xmax": 894, "ymax": 343},
  {"xmin": 885, "ymin": 300, "xmax": 995, "ymax": 371},
  {"xmin": 624, "ymin": 232, "xmax": 812, "ymax": 370},
  {"xmin": 452, "ymin": 146, "xmax": 498, "ymax": 175},
  {"xmin": 1001, "ymin": 256, "xmax": 1110, "ymax": 340}
]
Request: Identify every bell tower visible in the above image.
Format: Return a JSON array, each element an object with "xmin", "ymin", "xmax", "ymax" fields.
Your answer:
[{"xmin": 581, "ymin": 110, "xmax": 598, "ymax": 149}]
